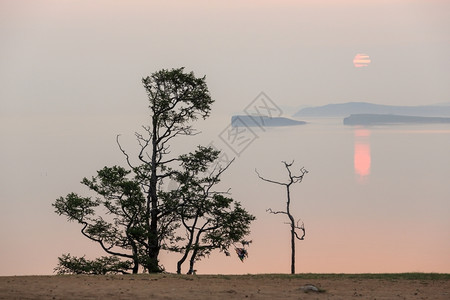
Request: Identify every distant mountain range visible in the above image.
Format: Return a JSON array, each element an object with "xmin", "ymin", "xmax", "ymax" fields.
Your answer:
[
  {"xmin": 293, "ymin": 102, "xmax": 450, "ymax": 118},
  {"xmin": 231, "ymin": 115, "xmax": 306, "ymax": 128},
  {"xmin": 343, "ymin": 114, "xmax": 450, "ymax": 126}
]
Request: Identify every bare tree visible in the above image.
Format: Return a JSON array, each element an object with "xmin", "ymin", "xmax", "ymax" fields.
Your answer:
[{"xmin": 255, "ymin": 161, "xmax": 308, "ymax": 274}]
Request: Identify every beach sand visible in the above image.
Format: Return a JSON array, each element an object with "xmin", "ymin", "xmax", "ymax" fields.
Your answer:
[{"xmin": 1, "ymin": 274, "xmax": 449, "ymax": 299}]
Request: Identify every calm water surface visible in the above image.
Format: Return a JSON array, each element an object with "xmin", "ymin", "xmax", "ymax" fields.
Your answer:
[
  {"xmin": 189, "ymin": 117, "xmax": 450, "ymax": 274},
  {"xmin": 1, "ymin": 115, "xmax": 448, "ymax": 275}
]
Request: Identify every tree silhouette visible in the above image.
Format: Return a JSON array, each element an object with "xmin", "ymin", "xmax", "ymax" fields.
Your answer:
[
  {"xmin": 256, "ymin": 161, "xmax": 308, "ymax": 274},
  {"xmin": 54, "ymin": 68, "xmax": 215, "ymax": 273}
]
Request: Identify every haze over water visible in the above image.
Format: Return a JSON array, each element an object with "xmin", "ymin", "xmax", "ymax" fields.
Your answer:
[
  {"xmin": 1, "ymin": 0, "xmax": 449, "ymax": 275},
  {"xmin": 187, "ymin": 117, "xmax": 450, "ymax": 274}
]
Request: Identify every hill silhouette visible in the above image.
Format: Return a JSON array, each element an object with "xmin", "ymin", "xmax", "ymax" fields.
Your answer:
[{"xmin": 343, "ymin": 114, "xmax": 450, "ymax": 125}]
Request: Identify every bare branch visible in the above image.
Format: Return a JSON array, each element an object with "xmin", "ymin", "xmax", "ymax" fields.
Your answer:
[
  {"xmin": 116, "ymin": 135, "xmax": 135, "ymax": 170},
  {"xmin": 293, "ymin": 220, "xmax": 305, "ymax": 241},
  {"xmin": 255, "ymin": 169, "xmax": 287, "ymax": 186},
  {"xmin": 266, "ymin": 208, "xmax": 288, "ymax": 215}
]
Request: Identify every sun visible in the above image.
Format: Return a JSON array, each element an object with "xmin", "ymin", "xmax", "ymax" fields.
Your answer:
[{"xmin": 353, "ymin": 53, "xmax": 371, "ymax": 68}]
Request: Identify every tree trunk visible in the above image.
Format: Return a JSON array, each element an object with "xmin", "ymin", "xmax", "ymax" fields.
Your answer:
[
  {"xmin": 131, "ymin": 242, "xmax": 139, "ymax": 274},
  {"xmin": 291, "ymin": 225, "xmax": 295, "ymax": 274},
  {"xmin": 187, "ymin": 248, "xmax": 198, "ymax": 275},
  {"xmin": 146, "ymin": 184, "xmax": 161, "ymax": 273},
  {"xmin": 146, "ymin": 250, "xmax": 160, "ymax": 273},
  {"xmin": 286, "ymin": 185, "xmax": 295, "ymax": 274},
  {"xmin": 187, "ymin": 230, "xmax": 202, "ymax": 274},
  {"xmin": 132, "ymin": 260, "xmax": 139, "ymax": 274},
  {"xmin": 177, "ymin": 216, "xmax": 198, "ymax": 274},
  {"xmin": 177, "ymin": 236, "xmax": 193, "ymax": 274},
  {"xmin": 147, "ymin": 192, "xmax": 161, "ymax": 273},
  {"xmin": 146, "ymin": 123, "xmax": 161, "ymax": 273}
]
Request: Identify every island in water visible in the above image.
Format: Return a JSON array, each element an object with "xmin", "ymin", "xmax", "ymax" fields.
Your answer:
[
  {"xmin": 343, "ymin": 114, "xmax": 450, "ymax": 125},
  {"xmin": 231, "ymin": 115, "xmax": 306, "ymax": 128},
  {"xmin": 294, "ymin": 102, "xmax": 450, "ymax": 118}
]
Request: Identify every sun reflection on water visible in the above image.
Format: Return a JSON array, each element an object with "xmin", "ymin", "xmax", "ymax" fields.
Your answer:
[{"xmin": 354, "ymin": 129, "xmax": 371, "ymax": 182}]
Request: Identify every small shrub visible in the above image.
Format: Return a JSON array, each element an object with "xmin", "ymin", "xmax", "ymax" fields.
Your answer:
[{"xmin": 54, "ymin": 253, "xmax": 132, "ymax": 275}]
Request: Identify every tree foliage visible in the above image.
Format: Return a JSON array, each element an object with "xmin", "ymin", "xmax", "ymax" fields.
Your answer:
[
  {"xmin": 170, "ymin": 146, "xmax": 255, "ymax": 274},
  {"xmin": 54, "ymin": 254, "xmax": 132, "ymax": 275},
  {"xmin": 54, "ymin": 166, "xmax": 145, "ymax": 273}
]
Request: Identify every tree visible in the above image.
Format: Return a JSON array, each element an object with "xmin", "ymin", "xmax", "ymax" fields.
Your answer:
[
  {"xmin": 54, "ymin": 68, "xmax": 255, "ymax": 274},
  {"xmin": 54, "ymin": 68, "xmax": 214, "ymax": 273},
  {"xmin": 255, "ymin": 161, "xmax": 308, "ymax": 274},
  {"xmin": 169, "ymin": 146, "xmax": 255, "ymax": 274}
]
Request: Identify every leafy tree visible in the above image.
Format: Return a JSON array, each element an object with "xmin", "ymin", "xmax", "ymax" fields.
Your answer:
[
  {"xmin": 54, "ymin": 68, "xmax": 251, "ymax": 273},
  {"xmin": 256, "ymin": 161, "xmax": 308, "ymax": 274},
  {"xmin": 170, "ymin": 146, "xmax": 255, "ymax": 274}
]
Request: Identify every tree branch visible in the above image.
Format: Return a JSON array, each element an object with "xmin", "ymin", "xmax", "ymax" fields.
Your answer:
[
  {"xmin": 293, "ymin": 220, "xmax": 306, "ymax": 241},
  {"xmin": 255, "ymin": 169, "xmax": 287, "ymax": 186},
  {"xmin": 116, "ymin": 135, "xmax": 135, "ymax": 170},
  {"xmin": 80, "ymin": 223, "xmax": 133, "ymax": 259},
  {"xmin": 266, "ymin": 208, "xmax": 288, "ymax": 215}
]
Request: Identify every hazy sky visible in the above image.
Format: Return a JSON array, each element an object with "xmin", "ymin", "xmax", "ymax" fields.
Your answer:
[
  {"xmin": 1, "ymin": 0, "xmax": 449, "ymax": 275},
  {"xmin": 2, "ymin": 0, "xmax": 450, "ymax": 119}
]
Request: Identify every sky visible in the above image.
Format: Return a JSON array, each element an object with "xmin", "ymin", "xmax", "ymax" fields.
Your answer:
[{"xmin": 1, "ymin": 0, "xmax": 449, "ymax": 275}]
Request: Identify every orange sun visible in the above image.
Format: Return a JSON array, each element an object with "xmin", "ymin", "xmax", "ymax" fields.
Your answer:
[{"xmin": 353, "ymin": 53, "xmax": 371, "ymax": 68}]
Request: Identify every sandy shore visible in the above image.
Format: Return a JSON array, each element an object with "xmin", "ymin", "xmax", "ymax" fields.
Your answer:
[{"xmin": 1, "ymin": 274, "xmax": 449, "ymax": 299}]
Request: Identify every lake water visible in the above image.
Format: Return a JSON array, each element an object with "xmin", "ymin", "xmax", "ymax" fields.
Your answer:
[
  {"xmin": 1, "ymin": 115, "xmax": 449, "ymax": 275},
  {"xmin": 184, "ymin": 117, "xmax": 450, "ymax": 274}
]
